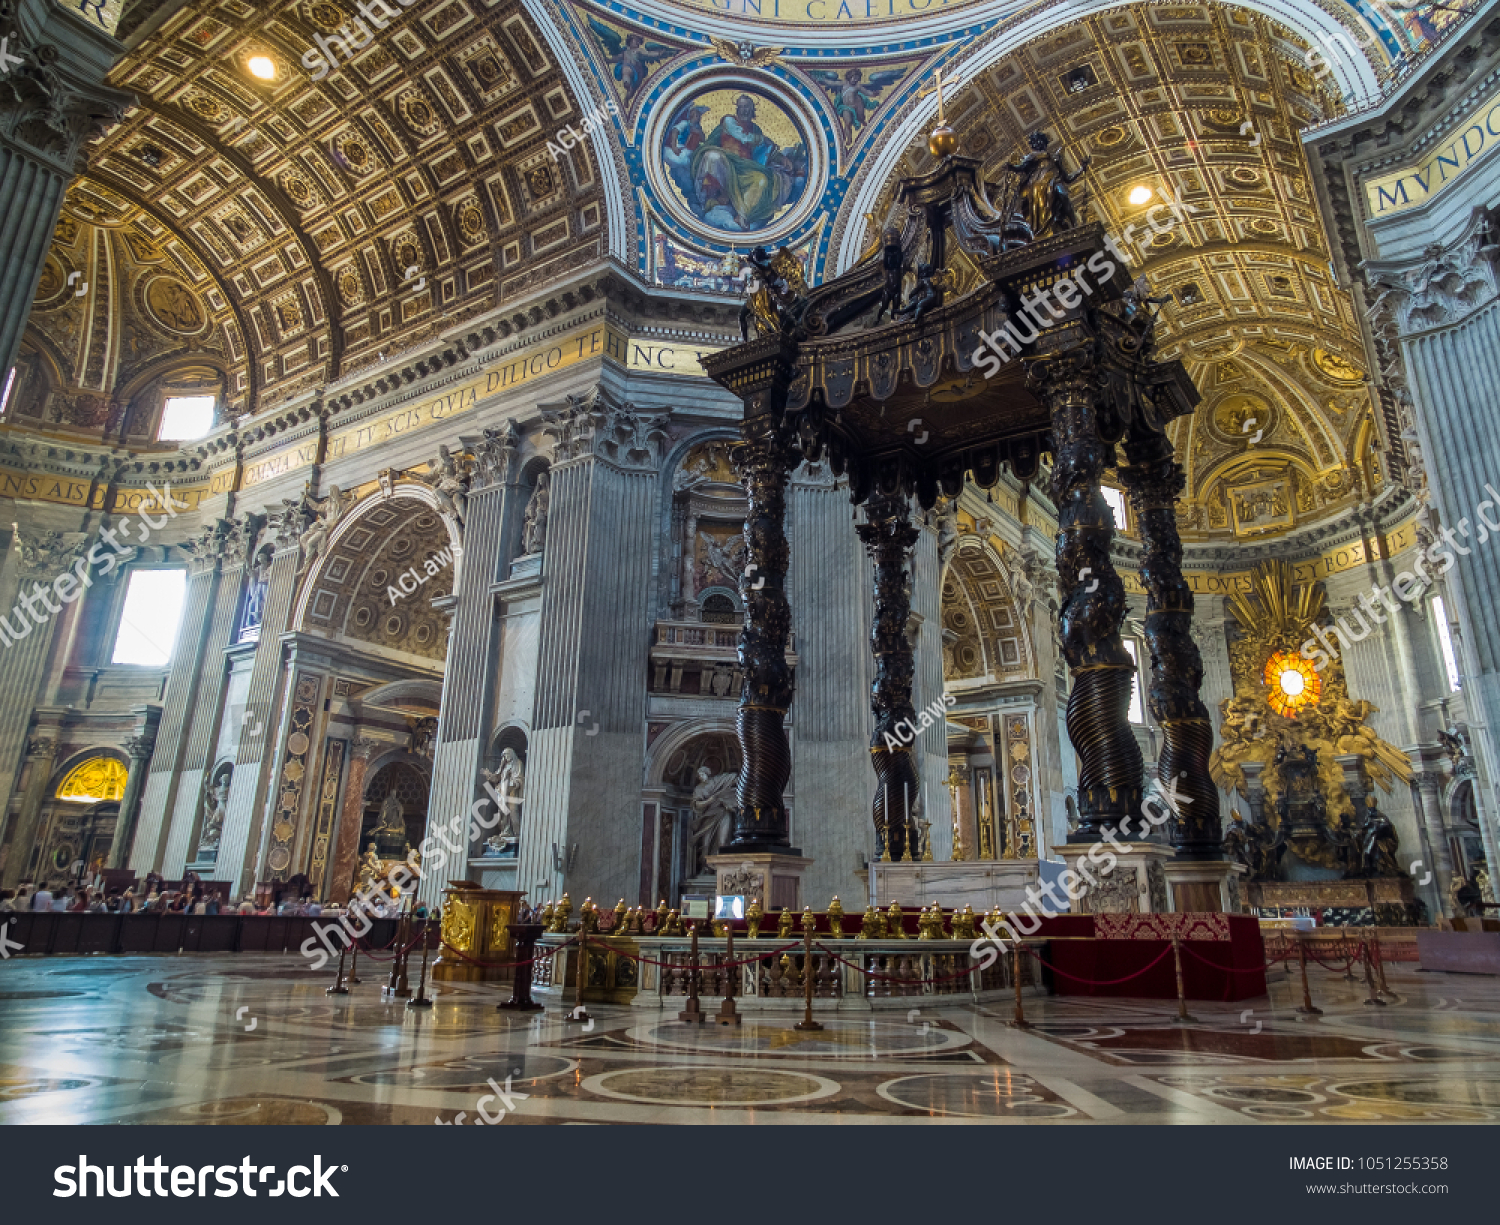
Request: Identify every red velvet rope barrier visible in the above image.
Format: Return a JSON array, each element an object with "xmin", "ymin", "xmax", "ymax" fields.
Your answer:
[
  {"xmin": 1025, "ymin": 942, "xmax": 1174, "ymax": 986},
  {"xmin": 1178, "ymin": 942, "xmax": 1277, "ymax": 975},
  {"xmin": 352, "ymin": 928, "xmax": 427, "ymax": 961},
  {"xmin": 816, "ymin": 943, "xmax": 986, "ymax": 986},
  {"xmin": 1302, "ymin": 942, "xmax": 1364, "ymax": 973}
]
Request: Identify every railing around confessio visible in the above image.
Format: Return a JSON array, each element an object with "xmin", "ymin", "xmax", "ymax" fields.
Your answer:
[{"xmin": 532, "ymin": 932, "xmax": 1035, "ymax": 1010}]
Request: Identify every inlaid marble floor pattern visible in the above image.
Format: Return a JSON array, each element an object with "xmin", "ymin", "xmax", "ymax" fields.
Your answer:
[{"xmin": 1, "ymin": 956, "xmax": 1498, "ymax": 1124}]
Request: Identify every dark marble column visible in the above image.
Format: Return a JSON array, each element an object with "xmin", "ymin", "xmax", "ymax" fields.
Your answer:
[
  {"xmin": 1027, "ymin": 351, "xmax": 1142, "ymax": 840},
  {"xmin": 857, "ymin": 492, "xmax": 921, "ymax": 860},
  {"xmin": 727, "ymin": 418, "xmax": 797, "ymax": 854},
  {"xmin": 1121, "ymin": 432, "xmax": 1221, "ymax": 858}
]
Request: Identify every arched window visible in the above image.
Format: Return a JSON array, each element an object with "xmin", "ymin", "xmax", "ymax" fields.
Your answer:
[{"xmin": 56, "ymin": 757, "xmax": 128, "ymax": 803}]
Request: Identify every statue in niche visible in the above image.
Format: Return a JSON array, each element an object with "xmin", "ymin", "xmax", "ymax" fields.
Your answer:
[
  {"xmin": 296, "ymin": 486, "xmax": 353, "ymax": 575},
  {"xmin": 1004, "ymin": 131, "xmax": 1089, "ymax": 239},
  {"xmin": 407, "ymin": 717, "xmax": 438, "ymax": 759},
  {"xmin": 370, "ymin": 791, "xmax": 408, "ymax": 859},
  {"xmin": 421, "ymin": 445, "xmax": 470, "ymax": 530},
  {"xmin": 690, "ymin": 766, "xmax": 738, "ymax": 870},
  {"xmin": 480, "ymin": 747, "xmax": 524, "ymax": 856},
  {"xmin": 197, "ymin": 774, "xmax": 228, "ymax": 856},
  {"xmin": 521, "ymin": 472, "xmax": 550, "ymax": 555}
]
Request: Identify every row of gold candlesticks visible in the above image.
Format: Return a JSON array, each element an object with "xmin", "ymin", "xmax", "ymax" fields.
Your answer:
[{"xmin": 538, "ymin": 894, "xmax": 1008, "ymax": 941}]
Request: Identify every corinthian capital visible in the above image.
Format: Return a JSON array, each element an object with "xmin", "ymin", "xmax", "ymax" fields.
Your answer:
[{"xmin": 10, "ymin": 528, "xmax": 84, "ymax": 580}]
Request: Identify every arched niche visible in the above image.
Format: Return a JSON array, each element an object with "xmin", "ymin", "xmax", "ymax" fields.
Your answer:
[
  {"xmin": 292, "ymin": 489, "xmax": 460, "ymax": 665},
  {"xmin": 941, "ymin": 538, "xmax": 1033, "ymax": 683}
]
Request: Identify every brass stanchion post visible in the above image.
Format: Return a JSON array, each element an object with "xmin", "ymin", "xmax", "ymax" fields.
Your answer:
[
  {"xmin": 394, "ymin": 916, "xmax": 412, "ymax": 998},
  {"xmin": 1359, "ymin": 940, "xmax": 1385, "ymax": 1007},
  {"xmin": 348, "ymin": 936, "xmax": 361, "ymax": 985},
  {"xmin": 326, "ymin": 942, "xmax": 349, "ymax": 995},
  {"xmin": 1011, "ymin": 943, "xmax": 1030, "ymax": 1029},
  {"xmin": 383, "ymin": 911, "xmax": 404, "ymax": 997},
  {"xmin": 1340, "ymin": 929, "xmax": 1357, "ymax": 981},
  {"xmin": 407, "ymin": 917, "xmax": 433, "ymax": 1009},
  {"xmin": 678, "ymin": 923, "xmax": 704, "ymax": 1024},
  {"xmin": 1371, "ymin": 934, "xmax": 1393, "ymax": 1000},
  {"xmin": 1295, "ymin": 935, "xmax": 1322, "ymax": 1016},
  {"xmin": 567, "ymin": 930, "xmax": 592, "ymax": 1024},
  {"xmin": 716, "ymin": 919, "xmax": 741, "ymax": 1027},
  {"xmin": 1170, "ymin": 934, "xmax": 1196, "ymax": 1024},
  {"xmin": 793, "ymin": 924, "xmax": 823, "ymax": 1032}
]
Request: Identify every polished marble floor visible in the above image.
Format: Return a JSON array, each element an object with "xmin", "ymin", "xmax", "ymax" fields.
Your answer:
[{"xmin": 1, "ymin": 954, "xmax": 1498, "ymax": 1124}]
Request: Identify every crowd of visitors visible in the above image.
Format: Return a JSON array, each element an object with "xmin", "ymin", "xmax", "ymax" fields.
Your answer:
[{"xmin": 0, "ymin": 882, "xmax": 425, "ymax": 919}]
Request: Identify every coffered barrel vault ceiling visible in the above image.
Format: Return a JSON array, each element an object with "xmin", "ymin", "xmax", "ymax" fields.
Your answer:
[
  {"xmin": 884, "ymin": 3, "xmax": 1406, "ymax": 542},
  {"xmin": 26, "ymin": 0, "xmax": 610, "ymax": 422}
]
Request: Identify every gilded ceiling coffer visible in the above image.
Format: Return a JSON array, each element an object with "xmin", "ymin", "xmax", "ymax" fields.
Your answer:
[{"xmin": 704, "ymin": 133, "xmax": 1215, "ymax": 861}]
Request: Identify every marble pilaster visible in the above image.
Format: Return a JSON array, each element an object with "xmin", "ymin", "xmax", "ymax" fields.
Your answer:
[
  {"xmin": 130, "ymin": 521, "xmax": 231, "ymax": 873},
  {"xmin": 421, "ymin": 426, "xmax": 522, "ymax": 907},
  {"xmin": 215, "ymin": 509, "xmax": 305, "ymax": 896},
  {"xmin": 110, "ymin": 719, "xmax": 159, "ymax": 871},
  {"xmin": 158, "ymin": 520, "xmax": 260, "ymax": 877},
  {"xmin": 2, "ymin": 732, "xmax": 58, "ymax": 887},
  {"xmin": 0, "ymin": 530, "xmax": 83, "ymax": 879}
]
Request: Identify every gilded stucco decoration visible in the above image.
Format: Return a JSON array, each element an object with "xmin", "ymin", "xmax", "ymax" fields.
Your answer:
[{"xmin": 1210, "ymin": 561, "xmax": 1412, "ymax": 838}]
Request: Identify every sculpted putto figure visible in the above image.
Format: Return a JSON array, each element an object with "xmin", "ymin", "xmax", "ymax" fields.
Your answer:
[
  {"xmin": 296, "ymin": 486, "xmax": 353, "ymax": 575},
  {"xmin": 422, "ymin": 445, "xmax": 470, "ymax": 530}
]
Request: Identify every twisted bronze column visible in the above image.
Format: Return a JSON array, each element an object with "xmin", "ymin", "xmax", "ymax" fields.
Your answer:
[
  {"xmin": 727, "ymin": 418, "xmax": 797, "ymax": 853},
  {"xmin": 858, "ymin": 492, "xmax": 921, "ymax": 860},
  {"xmin": 1121, "ymin": 433, "xmax": 1221, "ymax": 858},
  {"xmin": 1028, "ymin": 351, "xmax": 1143, "ymax": 840}
]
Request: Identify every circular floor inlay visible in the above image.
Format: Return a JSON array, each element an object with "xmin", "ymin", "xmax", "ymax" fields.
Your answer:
[
  {"xmin": 629, "ymin": 1018, "xmax": 966, "ymax": 1059},
  {"xmin": 584, "ymin": 1067, "xmax": 838, "ymax": 1107},
  {"xmin": 878, "ymin": 1072, "xmax": 1075, "ymax": 1118},
  {"xmin": 354, "ymin": 1054, "xmax": 574, "ymax": 1088}
]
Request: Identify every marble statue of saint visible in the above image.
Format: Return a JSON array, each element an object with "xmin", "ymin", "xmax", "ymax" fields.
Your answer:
[
  {"xmin": 480, "ymin": 746, "xmax": 524, "ymax": 854},
  {"xmin": 497, "ymin": 745, "xmax": 525, "ymax": 801},
  {"xmin": 521, "ymin": 472, "xmax": 551, "ymax": 555},
  {"xmin": 197, "ymin": 775, "xmax": 227, "ymax": 855},
  {"xmin": 690, "ymin": 766, "xmax": 737, "ymax": 869}
]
